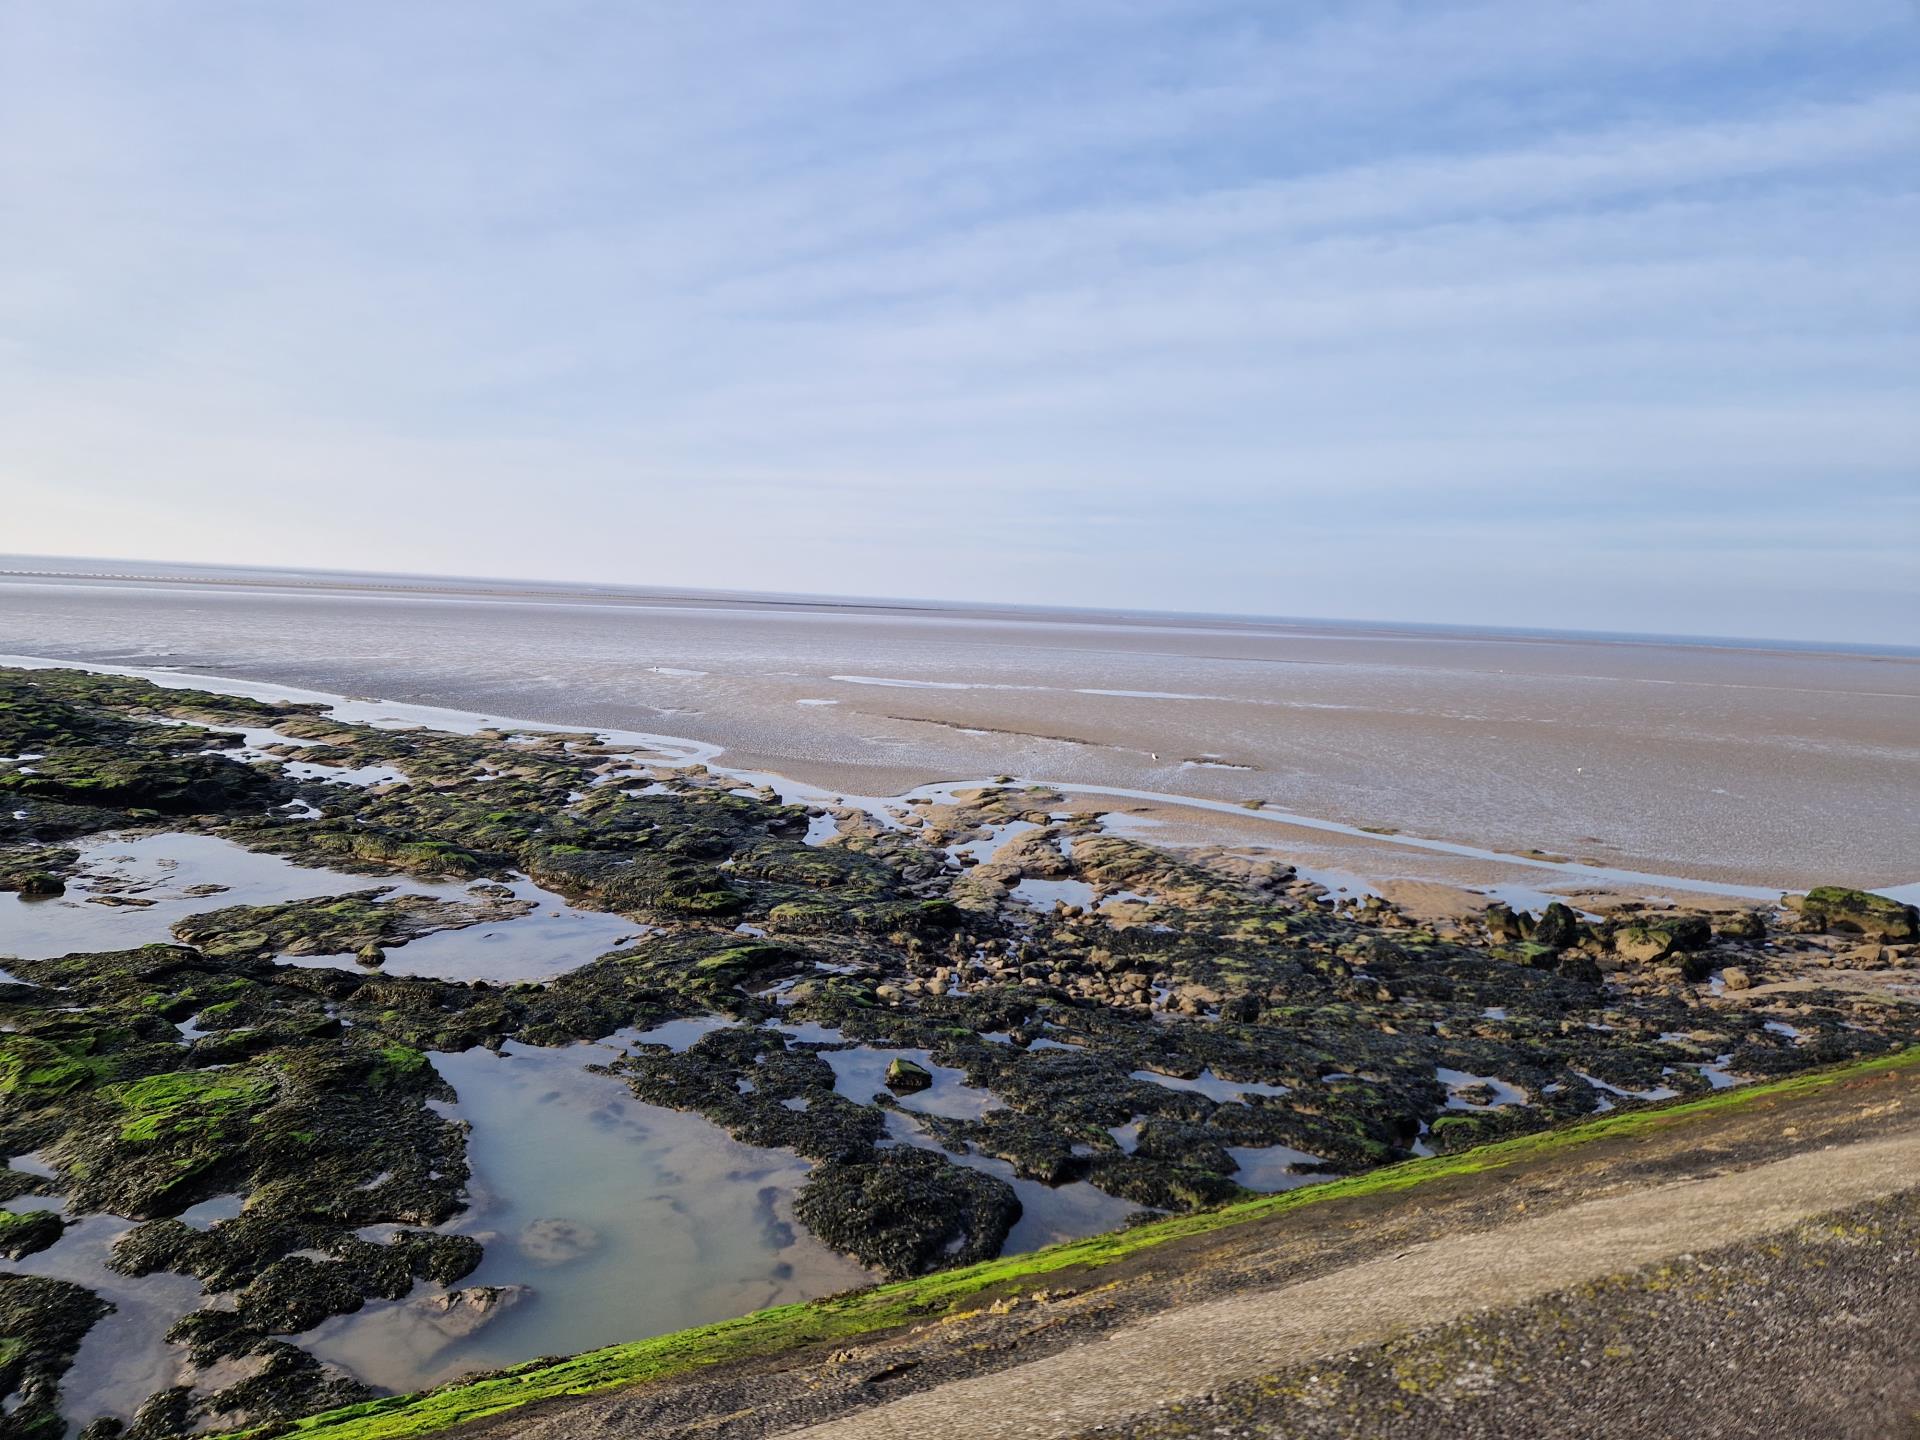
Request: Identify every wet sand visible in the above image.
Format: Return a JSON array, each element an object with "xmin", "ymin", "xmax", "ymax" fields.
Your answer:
[{"xmin": 1, "ymin": 562, "xmax": 1913, "ymax": 896}]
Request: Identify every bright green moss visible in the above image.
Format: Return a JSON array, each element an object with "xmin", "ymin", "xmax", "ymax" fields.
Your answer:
[
  {"xmin": 366, "ymin": 1046, "xmax": 430, "ymax": 1091},
  {"xmin": 103, "ymin": 1068, "xmax": 275, "ymax": 1144},
  {"xmin": 0, "ymin": 1035, "xmax": 116, "ymax": 1096}
]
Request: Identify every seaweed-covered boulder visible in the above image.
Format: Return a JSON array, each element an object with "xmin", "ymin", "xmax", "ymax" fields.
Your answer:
[
  {"xmin": 884, "ymin": 1058, "xmax": 932, "ymax": 1093},
  {"xmin": 1611, "ymin": 915, "xmax": 1711, "ymax": 964},
  {"xmin": 795, "ymin": 1148, "xmax": 1019, "ymax": 1277},
  {"xmin": 171, "ymin": 888, "xmax": 532, "ymax": 960},
  {"xmin": 0, "ymin": 1207, "xmax": 63, "ymax": 1260},
  {"xmin": 1530, "ymin": 902, "xmax": 1585, "ymax": 951},
  {"xmin": 0, "ymin": 850, "xmax": 72, "ymax": 896},
  {"xmin": 1791, "ymin": 887, "xmax": 1918, "ymax": 942}
]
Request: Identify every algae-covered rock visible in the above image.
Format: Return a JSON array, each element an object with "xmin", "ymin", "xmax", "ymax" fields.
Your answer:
[
  {"xmin": 0, "ymin": 746, "xmax": 284, "ymax": 816},
  {"xmin": 0, "ymin": 1207, "xmax": 64, "ymax": 1260},
  {"xmin": 884, "ymin": 1057, "xmax": 933, "ymax": 1093},
  {"xmin": 1793, "ymin": 887, "xmax": 1918, "ymax": 942},
  {"xmin": 171, "ymin": 888, "xmax": 531, "ymax": 960},
  {"xmin": 795, "ymin": 1148, "xmax": 1018, "ymax": 1278},
  {"xmin": 1612, "ymin": 915, "xmax": 1711, "ymax": 964},
  {"xmin": 1529, "ymin": 902, "xmax": 1585, "ymax": 951}
]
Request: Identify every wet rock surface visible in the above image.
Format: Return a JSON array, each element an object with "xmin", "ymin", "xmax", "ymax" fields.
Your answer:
[{"xmin": 2, "ymin": 665, "xmax": 1916, "ymax": 1435}]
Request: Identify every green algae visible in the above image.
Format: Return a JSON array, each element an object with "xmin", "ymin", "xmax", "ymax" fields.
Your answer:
[
  {"xmin": 0, "ymin": 1034, "xmax": 119, "ymax": 1096},
  {"xmin": 105, "ymin": 1067, "xmax": 277, "ymax": 1143}
]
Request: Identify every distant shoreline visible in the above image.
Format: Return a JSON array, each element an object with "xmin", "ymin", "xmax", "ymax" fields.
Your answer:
[{"xmin": 3, "ymin": 555, "xmax": 1912, "ymax": 660}]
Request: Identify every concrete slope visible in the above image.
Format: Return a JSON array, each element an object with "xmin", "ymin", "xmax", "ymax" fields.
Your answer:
[{"xmin": 777, "ymin": 1131, "xmax": 1920, "ymax": 1440}]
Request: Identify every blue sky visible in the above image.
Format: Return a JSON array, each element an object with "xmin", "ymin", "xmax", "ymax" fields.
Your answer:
[{"xmin": 2, "ymin": 1, "xmax": 1916, "ymax": 642}]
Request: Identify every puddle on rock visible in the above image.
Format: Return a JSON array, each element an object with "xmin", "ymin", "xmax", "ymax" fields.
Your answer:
[
  {"xmin": 4, "ymin": 833, "xmax": 643, "ymax": 985},
  {"xmin": 1128, "ymin": 1068, "xmax": 1290, "ymax": 1102},
  {"xmin": 810, "ymin": 1046, "xmax": 1003, "ymax": 1120},
  {"xmin": 1010, "ymin": 878, "xmax": 1097, "ymax": 910},
  {"xmin": 1, "ymin": 833, "xmax": 433, "ymax": 962},
  {"xmin": 1436, "ymin": 1067, "xmax": 1529, "ymax": 1110},
  {"xmin": 274, "ymin": 878, "xmax": 647, "ymax": 984},
  {"xmin": 5, "ymin": 1213, "xmax": 208, "ymax": 1433},
  {"xmin": 622, "ymin": 1015, "xmax": 737, "ymax": 1052},
  {"xmin": 298, "ymin": 1042, "xmax": 870, "ymax": 1395},
  {"xmin": 1573, "ymin": 1069, "xmax": 1679, "ymax": 1110},
  {"xmin": 1225, "ymin": 1143, "xmax": 1331, "ymax": 1192},
  {"xmin": 177, "ymin": 1194, "xmax": 246, "ymax": 1229},
  {"xmin": 947, "ymin": 821, "xmax": 1039, "ymax": 865}
]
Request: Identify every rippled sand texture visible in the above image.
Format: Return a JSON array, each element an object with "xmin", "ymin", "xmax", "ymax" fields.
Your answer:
[{"xmin": 1, "ymin": 568, "xmax": 1913, "ymax": 889}]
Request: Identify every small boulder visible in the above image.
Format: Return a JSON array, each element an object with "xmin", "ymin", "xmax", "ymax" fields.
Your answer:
[
  {"xmin": 1483, "ymin": 903, "xmax": 1525, "ymax": 943},
  {"xmin": 412, "ymin": 1284, "xmax": 531, "ymax": 1342},
  {"xmin": 1555, "ymin": 953, "xmax": 1603, "ymax": 984},
  {"xmin": 1613, "ymin": 926, "xmax": 1676, "ymax": 964},
  {"xmin": 1221, "ymin": 994, "xmax": 1262, "ymax": 1023},
  {"xmin": 0, "ymin": 1209, "xmax": 63, "ymax": 1260},
  {"xmin": 884, "ymin": 1058, "xmax": 933, "ymax": 1094},
  {"xmin": 1531, "ymin": 902, "xmax": 1584, "ymax": 951},
  {"xmin": 1612, "ymin": 915, "xmax": 1711, "ymax": 964},
  {"xmin": 1721, "ymin": 965, "xmax": 1753, "ymax": 992}
]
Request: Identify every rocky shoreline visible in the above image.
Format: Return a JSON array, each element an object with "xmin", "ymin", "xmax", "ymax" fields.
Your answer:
[{"xmin": 1, "ymin": 664, "xmax": 1915, "ymax": 1437}]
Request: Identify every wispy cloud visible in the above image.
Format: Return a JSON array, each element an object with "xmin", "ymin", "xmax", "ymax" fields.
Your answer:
[{"xmin": 0, "ymin": 0, "xmax": 1915, "ymax": 641}]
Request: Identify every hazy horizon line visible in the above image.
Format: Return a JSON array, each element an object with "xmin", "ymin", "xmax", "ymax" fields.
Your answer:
[{"xmin": 4, "ymin": 551, "xmax": 1914, "ymax": 661}]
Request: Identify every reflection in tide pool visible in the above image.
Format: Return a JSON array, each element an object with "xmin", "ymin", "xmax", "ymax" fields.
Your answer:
[
  {"xmin": 1, "ymin": 830, "xmax": 644, "ymax": 985},
  {"xmin": 3, "ymin": 1213, "xmax": 210, "ymax": 1432},
  {"xmin": 1010, "ymin": 877, "xmax": 1097, "ymax": 910},
  {"xmin": 810, "ymin": 1045, "xmax": 1004, "ymax": 1120},
  {"xmin": 278, "ymin": 878, "xmax": 647, "ymax": 984},
  {"xmin": 0, "ymin": 832, "xmax": 417, "ymax": 962},
  {"xmin": 1225, "ymin": 1143, "xmax": 1331, "ymax": 1192},
  {"xmin": 299, "ymin": 1042, "xmax": 871, "ymax": 1395},
  {"xmin": 1128, "ymin": 1068, "xmax": 1291, "ymax": 1102}
]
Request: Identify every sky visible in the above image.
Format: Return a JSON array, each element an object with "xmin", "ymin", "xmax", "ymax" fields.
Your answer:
[{"xmin": 2, "ymin": 2, "xmax": 1916, "ymax": 643}]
